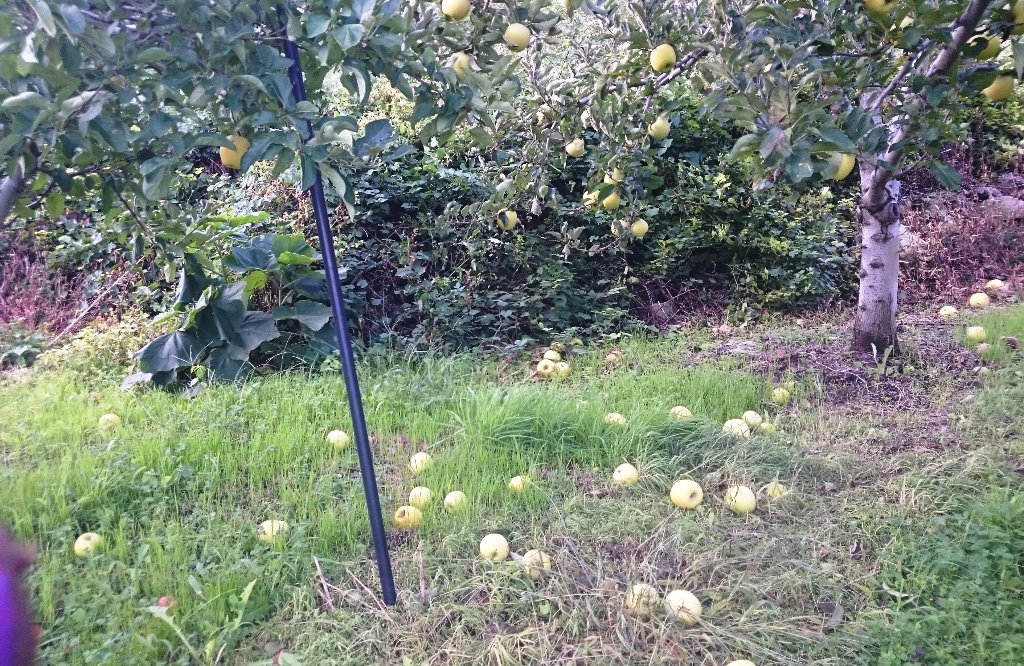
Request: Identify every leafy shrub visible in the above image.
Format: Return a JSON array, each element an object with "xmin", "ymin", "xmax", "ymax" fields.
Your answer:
[{"xmin": 866, "ymin": 491, "xmax": 1024, "ymax": 665}]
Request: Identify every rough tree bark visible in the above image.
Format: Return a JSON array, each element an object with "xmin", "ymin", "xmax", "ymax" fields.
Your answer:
[
  {"xmin": 850, "ymin": 0, "xmax": 991, "ymax": 353},
  {"xmin": 853, "ymin": 174, "xmax": 901, "ymax": 352},
  {"xmin": 0, "ymin": 157, "xmax": 26, "ymax": 227}
]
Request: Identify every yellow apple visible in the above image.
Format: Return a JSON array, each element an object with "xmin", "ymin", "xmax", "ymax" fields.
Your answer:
[
  {"xmin": 509, "ymin": 475, "xmax": 529, "ymax": 492},
  {"xmin": 971, "ymin": 34, "xmax": 1001, "ymax": 60},
  {"xmin": 496, "ymin": 209, "xmax": 519, "ymax": 231},
  {"xmin": 452, "ymin": 51, "xmax": 474, "ymax": 79},
  {"xmin": 983, "ymin": 76, "xmax": 1015, "ymax": 102},
  {"xmin": 758, "ymin": 421, "xmax": 777, "ymax": 435},
  {"xmin": 670, "ymin": 479, "xmax": 704, "ymax": 509},
  {"xmin": 764, "ymin": 481, "xmax": 788, "ymax": 498},
  {"xmin": 625, "ymin": 583, "xmax": 660, "ymax": 616},
  {"xmin": 394, "ymin": 505, "xmax": 423, "ymax": 529},
  {"xmin": 630, "ymin": 219, "xmax": 649, "ymax": 238},
  {"xmin": 862, "ymin": 0, "xmax": 896, "ymax": 13},
  {"xmin": 649, "ymin": 44, "xmax": 676, "ymax": 72},
  {"xmin": 409, "ymin": 451, "xmax": 434, "ymax": 474},
  {"xmin": 327, "ymin": 429, "xmax": 350, "ymax": 448},
  {"xmin": 443, "ymin": 490, "xmax": 467, "ymax": 510},
  {"xmin": 966, "ymin": 326, "xmax": 987, "ymax": 343},
  {"xmin": 986, "ymin": 278, "xmax": 1005, "ymax": 290},
  {"xmin": 724, "ymin": 485, "xmax": 757, "ymax": 514},
  {"xmin": 98, "ymin": 413, "xmax": 121, "ymax": 431},
  {"xmin": 543, "ymin": 350, "xmax": 562, "ymax": 362},
  {"xmin": 741, "ymin": 411, "xmax": 763, "ymax": 429},
  {"xmin": 969, "ymin": 292, "xmax": 991, "ymax": 308},
  {"xmin": 1014, "ymin": 0, "xmax": 1024, "ymax": 35},
  {"xmin": 648, "ymin": 115, "xmax": 671, "ymax": 140},
  {"xmin": 663, "ymin": 589, "xmax": 702, "ymax": 626},
  {"xmin": 604, "ymin": 168, "xmax": 625, "ymax": 184},
  {"xmin": 723, "ymin": 418, "xmax": 751, "ymax": 438},
  {"xmin": 536, "ymin": 359, "xmax": 556, "ymax": 376},
  {"xmin": 522, "ymin": 549, "xmax": 552, "ymax": 580},
  {"xmin": 604, "ymin": 412, "xmax": 626, "ymax": 425},
  {"xmin": 220, "ymin": 134, "xmax": 250, "ymax": 170},
  {"xmin": 613, "ymin": 462, "xmax": 640, "ymax": 486},
  {"xmin": 938, "ymin": 305, "xmax": 958, "ymax": 317},
  {"xmin": 258, "ymin": 519, "xmax": 290, "ymax": 544},
  {"xmin": 553, "ymin": 361, "xmax": 571, "ymax": 377},
  {"xmin": 829, "ymin": 153, "xmax": 856, "ymax": 181},
  {"xmin": 480, "ymin": 533, "xmax": 509, "ymax": 561},
  {"xmin": 503, "ymin": 23, "xmax": 531, "ymax": 51},
  {"xmin": 73, "ymin": 532, "xmax": 103, "ymax": 557},
  {"xmin": 602, "ymin": 190, "xmax": 621, "ymax": 209},
  {"xmin": 668, "ymin": 405, "xmax": 693, "ymax": 420},
  {"xmin": 725, "ymin": 661, "xmax": 757, "ymax": 666},
  {"xmin": 582, "ymin": 190, "xmax": 600, "ymax": 208},
  {"xmin": 565, "ymin": 138, "xmax": 586, "ymax": 157},
  {"xmin": 441, "ymin": 0, "xmax": 471, "ymax": 20},
  {"xmin": 409, "ymin": 486, "xmax": 432, "ymax": 509},
  {"xmin": 771, "ymin": 387, "xmax": 791, "ymax": 404}
]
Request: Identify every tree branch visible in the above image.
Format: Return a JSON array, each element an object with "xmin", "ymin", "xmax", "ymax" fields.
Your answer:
[
  {"xmin": 0, "ymin": 157, "xmax": 27, "ymax": 227},
  {"xmin": 578, "ymin": 47, "xmax": 708, "ymax": 107}
]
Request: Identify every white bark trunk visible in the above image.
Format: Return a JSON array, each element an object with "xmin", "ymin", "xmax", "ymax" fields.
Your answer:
[
  {"xmin": 853, "ymin": 172, "xmax": 901, "ymax": 352},
  {"xmin": 0, "ymin": 157, "xmax": 26, "ymax": 227}
]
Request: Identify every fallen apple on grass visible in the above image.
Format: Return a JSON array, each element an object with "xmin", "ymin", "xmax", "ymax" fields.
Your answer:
[
  {"xmin": 966, "ymin": 326, "xmax": 987, "ymax": 343},
  {"xmin": 443, "ymin": 490, "xmax": 467, "ymax": 511},
  {"xmin": 763, "ymin": 481, "xmax": 788, "ymax": 498},
  {"xmin": 509, "ymin": 475, "xmax": 530, "ymax": 492},
  {"xmin": 394, "ymin": 506, "xmax": 423, "ymax": 529},
  {"xmin": 258, "ymin": 520, "xmax": 290, "ymax": 544},
  {"xmin": 409, "ymin": 486, "xmax": 432, "ymax": 509},
  {"xmin": 604, "ymin": 412, "xmax": 627, "ymax": 425},
  {"xmin": 723, "ymin": 486, "xmax": 757, "ymax": 515},
  {"xmin": 73, "ymin": 532, "xmax": 103, "ymax": 557},
  {"xmin": 663, "ymin": 589, "xmax": 702, "ymax": 626},
  {"xmin": 98, "ymin": 413, "xmax": 121, "ymax": 431},
  {"xmin": 668, "ymin": 405, "xmax": 693, "ymax": 420},
  {"xmin": 938, "ymin": 305, "xmax": 958, "ymax": 317},
  {"xmin": 326, "ymin": 429, "xmax": 349, "ymax": 448},
  {"xmin": 670, "ymin": 479, "xmax": 703, "ymax": 509},
  {"xmin": 723, "ymin": 419, "xmax": 751, "ymax": 438},
  {"xmin": 741, "ymin": 411, "xmax": 763, "ymax": 429},
  {"xmin": 625, "ymin": 583, "xmax": 660, "ymax": 616},
  {"xmin": 480, "ymin": 533, "xmax": 510, "ymax": 561},
  {"xmin": 969, "ymin": 292, "xmax": 991, "ymax": 308},
  {"xmin": 536, "ymin": 359, "xmax": 556, "ymax": 377},
  {"xmin": 521, "ymin": 549, "xmax": 553, "ymax": 580},
  {"xmin": 554, "ymin": 361, "xmax": 571, "ymax": 377},
  {"xmin": 612, "ymin": 463, "xmax": 640, "ymax": 486},
  {"xmin": 409, "ymin": 452, "xmax": 433, "ymax": 474},
  {"xmin": 771, "ymin": 387, "xmax": 791, "ymax": 404}
]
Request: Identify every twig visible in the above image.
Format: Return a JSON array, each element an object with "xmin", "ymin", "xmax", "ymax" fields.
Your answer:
[
  {"xmin": 346, "ymin": 568, "xmax": 388, "ymax": 614},
  {"xmin": 44, "ymin": 267, "xmax": 134, "ymax": 349},
  {"xmin": 417, "ymin": 544, "xmax": 427, "ymax": 606},
  {"xmin": 313, "ymin": 556, "xmax": 335, "ymax": 611}
]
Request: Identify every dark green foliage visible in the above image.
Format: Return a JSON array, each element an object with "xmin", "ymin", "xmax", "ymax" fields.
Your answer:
[{"xmin": 866, "ymin": 491, "xmax": 1024, "ymax": 665}]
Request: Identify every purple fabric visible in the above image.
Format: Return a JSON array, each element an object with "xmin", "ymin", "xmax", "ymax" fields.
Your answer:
[{"xmin": 0, "ymin": 566, "xmax": 19, "ymax": 666}]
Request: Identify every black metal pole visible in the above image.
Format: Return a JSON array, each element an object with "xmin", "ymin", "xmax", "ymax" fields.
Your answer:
[{"xmin": 277, "ymin": 5, "xmax": 397, "ymax": 606}]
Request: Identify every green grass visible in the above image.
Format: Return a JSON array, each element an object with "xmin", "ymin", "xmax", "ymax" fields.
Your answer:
[{"xmin": 3, "ymin": 308, "xmax": 1024, "ymax": 665}]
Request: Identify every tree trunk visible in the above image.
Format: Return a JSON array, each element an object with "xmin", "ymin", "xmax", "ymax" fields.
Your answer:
[
  {"xmin": 852, "ymin": 172, "xmax": 901, "ymax": 353},
  {"xmin": 0, "ymin": 157, "xmax": 26, "ymax": 227}
]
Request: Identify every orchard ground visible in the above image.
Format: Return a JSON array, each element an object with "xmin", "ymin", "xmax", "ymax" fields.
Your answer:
[{"xmin": 2, "ymin": 305, "xmax": 1023, "ymax": 665}]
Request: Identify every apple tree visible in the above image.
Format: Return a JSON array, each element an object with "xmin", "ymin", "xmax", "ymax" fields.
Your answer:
[{"xmin": 476, "ymin": 0, "xmax": 1019, "ymax": 351}]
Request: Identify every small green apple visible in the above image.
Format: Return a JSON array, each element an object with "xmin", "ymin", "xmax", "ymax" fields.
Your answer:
[
  {"xmin": 763, "ymin": 481, "xmax": 788, "ymax": 498},
  {"xmin": 771, "ymin": 387, "xmax": 791, "ymax": 404},
  {"xmin": 536, "ymin": 359, "xmax": 556, "ymax": 377},
  {"xmin": 553, "ymin": 361, "xmax": 571, "ymax": 377},
  {"xmin": 543, "ymin": 350, "xmax": 562, "ymax": 362}
]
